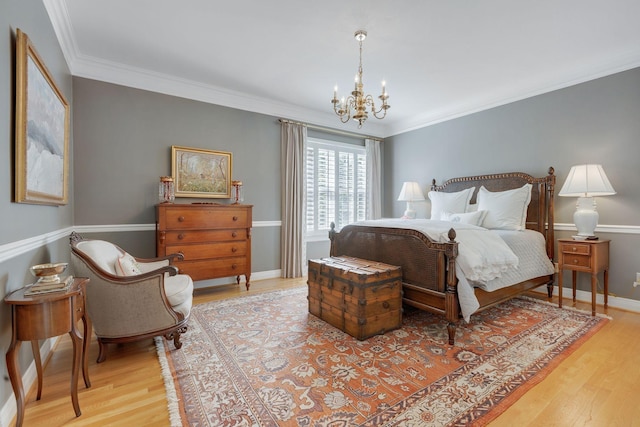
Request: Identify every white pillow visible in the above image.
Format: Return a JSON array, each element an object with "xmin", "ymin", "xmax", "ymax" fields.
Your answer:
[
  {"xmin": 114, "ymin": 253, "xmax": 142, "ymax": 276},
  {"xmin": 477, "ymin": 184, "xmax": 532, "ymax": 230},
  {"xmin": 440, "ymin": 210, "xmax": 487, "ymax": 226},
  {"xmin": 428, "ymin": 187, "xmax": 475, "ymax": 220}
]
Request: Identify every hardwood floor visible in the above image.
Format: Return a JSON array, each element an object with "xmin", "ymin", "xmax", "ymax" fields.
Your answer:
[{"xmin": 14, "ymin": 277, "xmax": 640, "ymax": 426}]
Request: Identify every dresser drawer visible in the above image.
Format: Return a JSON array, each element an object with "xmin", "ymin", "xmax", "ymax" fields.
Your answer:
[
  {"xmin": 162, "ymin": 229, "xmax": 247, "ymax": 244},
  {"xmin": 175, "ymin": 258, "xmax": 247, "ymax": 281},
  {"xmin": 168, "ymin": 241, "xmax": 248, "ymax": 261},
  {"xmin": 164, "ymin": 207, "xmax": 249, "ymax": 229},
  {"xmin": 560, "ymin": 242, "xmax": 591, "ymax": 255}
]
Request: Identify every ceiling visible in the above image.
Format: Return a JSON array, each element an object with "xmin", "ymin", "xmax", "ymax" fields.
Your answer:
[{"xmin": 45, "ymin": 0, "xmax": 640, "ymax": 138}]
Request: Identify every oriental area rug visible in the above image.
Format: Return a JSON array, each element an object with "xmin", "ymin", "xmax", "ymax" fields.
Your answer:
[{"xmin": 156, "ymin": 287, "xmax": 607, "ymax": 427}]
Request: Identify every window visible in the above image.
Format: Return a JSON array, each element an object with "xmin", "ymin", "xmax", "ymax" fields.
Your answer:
[{"xmin": 306, "ymin": 138, "xmax": 367, "ymax": 239}]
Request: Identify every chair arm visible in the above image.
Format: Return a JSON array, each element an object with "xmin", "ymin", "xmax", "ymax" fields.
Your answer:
[{"xmin": 72, "ymin": 251, "xmax": 178, "ymax": 283}]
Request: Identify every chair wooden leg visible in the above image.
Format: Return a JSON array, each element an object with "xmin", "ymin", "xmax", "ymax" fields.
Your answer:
[
  {"xmin": 96, "ymin": 339, "xmax": 108, "ymax": 363},
  {"xmin": 165, "ymin": 326, "xmax": 188, "ymax": 350}
]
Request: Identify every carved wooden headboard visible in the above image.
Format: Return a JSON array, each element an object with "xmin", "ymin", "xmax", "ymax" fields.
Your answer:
[{"xmin": 431, "ymin": 167, "xmax": 556, "ymax": 259}]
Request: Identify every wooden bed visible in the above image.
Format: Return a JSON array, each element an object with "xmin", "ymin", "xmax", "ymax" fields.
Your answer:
[{"xmin": 329, "ymin": 167, "xmax": 556, "ymax": 344}]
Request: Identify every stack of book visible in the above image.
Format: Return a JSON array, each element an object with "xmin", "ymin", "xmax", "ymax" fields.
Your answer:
[{"xmin": 24, "ymin": 276, "xmax": 74, "ymax": 296}]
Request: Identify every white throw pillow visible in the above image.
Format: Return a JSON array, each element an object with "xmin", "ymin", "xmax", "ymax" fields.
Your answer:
[
  {"xmin": 114, "ymin": 253, "xmax": 142, "ymax": 276},
  {"xmin": 440, "ymin": 210, "xmax": 487, "ymax": 226},
  {"xmin": 477, "ymin": 184, "xmax": 532, "ymax": 230},
  {"xmin": 428, "ymin": 187, "xmax": 475, "ymax": 220}
]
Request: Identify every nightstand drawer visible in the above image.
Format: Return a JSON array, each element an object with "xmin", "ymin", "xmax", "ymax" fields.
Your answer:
[
  {"xmin": 560, "ymin": 242, "xmax": 591, "ymax": 255},
  {"xmin": 563, "ymin": 254, "xmax": 591, "ymax": 268}
]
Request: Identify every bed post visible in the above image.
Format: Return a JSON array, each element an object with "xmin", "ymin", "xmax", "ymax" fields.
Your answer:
[
  {"xmin": 546, "ymin": 167, "xmax": 556, "ymax": 298},
  {"xmin": 445, "ymin": 228, "xmax": 459, "ymax": 345},
  {"xmin": 329, "ymin": 222, "xmax": 337, "ymax": 256},
  {"xmin": 546, "ymin": 167, "xmax": 555, "ymax": 261}
]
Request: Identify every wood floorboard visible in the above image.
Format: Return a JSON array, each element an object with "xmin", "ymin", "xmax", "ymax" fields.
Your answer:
[{"xmin": 13, "ymin": 277, "xmax": 640, "ymax": 426}]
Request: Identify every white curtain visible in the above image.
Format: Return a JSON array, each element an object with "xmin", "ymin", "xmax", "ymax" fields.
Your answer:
[
  {"xmin": 280, "ymin": 121, "xmax": 307, "ymax": 278},
  {"xmin": 365, "ymin": 138, "xmax": 382, "ymax": 219}
]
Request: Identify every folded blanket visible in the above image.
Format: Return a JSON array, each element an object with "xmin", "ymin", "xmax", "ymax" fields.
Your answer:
[{"xmin": 354, "ymin": 219, "xmax": 518, "ymax": 283}]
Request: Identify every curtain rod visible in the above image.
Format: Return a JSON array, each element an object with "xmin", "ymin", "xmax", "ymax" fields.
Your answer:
[{"xmin": 278, "ymin": 119, "xmax": 382, "ymax": 142}]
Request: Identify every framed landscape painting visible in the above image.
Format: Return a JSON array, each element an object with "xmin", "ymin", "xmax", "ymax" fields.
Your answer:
[
  {"xmin": 171, "ymin": 146, "xmax": 232, "ymax": 198},
  {"xmin": 14, "ymin": 29, "xmax": 70, "ymax": 205}
]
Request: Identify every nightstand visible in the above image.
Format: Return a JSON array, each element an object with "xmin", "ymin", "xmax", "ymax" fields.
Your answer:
[{"xmin": 557, "ymin": 238, "xmax": 610, "ymax": 316}]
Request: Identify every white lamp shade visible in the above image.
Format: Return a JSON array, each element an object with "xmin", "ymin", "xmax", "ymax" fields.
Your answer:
[
  {"xmin": 397, "ymin": 182, "xmax": 425, "ymax": 201},
  {"xmin": 558, "ymin": 164, "xmax": 616, "ymax": 197}
]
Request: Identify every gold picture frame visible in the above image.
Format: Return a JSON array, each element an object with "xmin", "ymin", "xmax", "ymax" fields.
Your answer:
[
  {"xmin": 171, "ymin": 146, "xmax": 232, "ymax": 198},
  {"xmin": 14, "ymin": 29, "xmax": 70, "ymax": 205}
]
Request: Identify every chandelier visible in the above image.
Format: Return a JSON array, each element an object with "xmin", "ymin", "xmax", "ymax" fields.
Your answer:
[{"xmin": 331, "ymin": 30, "xmax": 390, "ymax": 128}]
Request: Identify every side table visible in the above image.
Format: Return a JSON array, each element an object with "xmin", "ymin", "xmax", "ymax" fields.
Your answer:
[
  {"xmin": 4, "ymin": 277, "xmax": 91, "ymax": 427},
  {"xmin": 557, "ymin": 238, "xmax": 610, "ymax": 316}
]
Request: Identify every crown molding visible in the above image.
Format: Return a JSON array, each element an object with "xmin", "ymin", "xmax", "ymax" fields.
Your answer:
[
  {"xmin": 386, "ymin": 49, "xmax": 640, "ymax": 137},
  {"xmin": 43, "ymin": 0, "xmax": 386, "ymax": 138},
  {"xmin": 45, "ymin": 1, "xmax": 640, "ymax": 139}
]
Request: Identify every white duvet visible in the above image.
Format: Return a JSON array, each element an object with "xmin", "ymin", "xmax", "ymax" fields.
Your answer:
[{"xmin": 352, "ymin": 219, "xmax": 554, "ymax": 322}]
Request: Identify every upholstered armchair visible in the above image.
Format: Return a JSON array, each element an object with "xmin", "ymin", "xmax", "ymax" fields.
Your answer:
[{"xmin": 69, "ymin": 232, "xmax": 193, "ymax": 362}]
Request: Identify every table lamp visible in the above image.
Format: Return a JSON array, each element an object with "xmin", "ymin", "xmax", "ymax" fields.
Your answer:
[
  {"xmin": 558, "ymin": 164, "xmax": 615, "ymax": 239},
  {"xmin": 397, "ymin": 181, "xmax": 425, "ymax": 219}
]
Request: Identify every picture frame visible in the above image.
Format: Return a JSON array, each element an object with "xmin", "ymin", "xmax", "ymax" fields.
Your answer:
[
  {"xmin": 171, "ymin": 146, "xmax": 232, "ymax": 198},
  {"xmin": 14, "ymin": 29, "xmax": 70, "ymax": 205}
]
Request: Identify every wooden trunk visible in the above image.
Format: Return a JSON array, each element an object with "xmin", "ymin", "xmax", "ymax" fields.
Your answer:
[{"xmin": 307, "ymin": 256, "xmax": 402, "ymax": 340}]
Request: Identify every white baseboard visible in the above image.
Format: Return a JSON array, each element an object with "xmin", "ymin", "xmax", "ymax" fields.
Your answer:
[
  {"xmin": 530, "ymin": 287, "xmax": 640, "ymax": 313},
  {"xmin": 192, "ymin": 269, "xmax": 282, "ymax": 289},
  {"xmin": 0, "ymin": 337, "xmax": 59, "ymax": 427}
]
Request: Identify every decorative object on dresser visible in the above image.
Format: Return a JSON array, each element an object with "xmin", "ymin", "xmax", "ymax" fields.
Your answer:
[
  {"xmin": 330, "ymin": 167, "xmax": 556, "ymax": 345},
  {"xmin": 171, "ymin": 145, "xmax": 232, "ymax": 199},
  {"xmin": 70, "ymin": 232, "xmax": 192, "ymax": 362},
  {"xmin": 159, "ymin": 176, "xmax": 175, "ymax": 203},
  {"xmin": 397, "ymin": 181, "xmax": 425, "ymax": 219},
  {"xmin": 231, "ymin": 180, "xmax": 243, "ymax": 204},
  {"xmin": 156, "ymin": 203, "xmax": 252, "ymax": 289},
  {"xmin": 14, "ymin": 29, "xmax": 70, "ymax": 206},
  {"xmin": 5, "ymin": 277, "xmax": 91, "ymax": 427},
  {"xmin": 307, "ymin": 256, "xmax": 402, "ymax": 340},
  {"xmin": 558, "ymin": 164, "xmax": 616, "ymax": 239},
  {"xmin": 557, "ymin": 238, "xmax": 610, "ymax": 316}
]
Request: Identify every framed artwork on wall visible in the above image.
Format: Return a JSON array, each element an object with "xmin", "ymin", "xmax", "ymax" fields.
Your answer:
[
  {"xmin": 171, "ymin": 145, "xmax": 232, "ymax": 198},
  {"xmin": 14, "ymin": 29, "xmax": 70, "ymax": 205}
]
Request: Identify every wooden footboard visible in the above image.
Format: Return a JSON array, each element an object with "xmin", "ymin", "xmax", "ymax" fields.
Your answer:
[{"xmin": 328, "ymin": 167, "xmax": 556, "ymax": 345}]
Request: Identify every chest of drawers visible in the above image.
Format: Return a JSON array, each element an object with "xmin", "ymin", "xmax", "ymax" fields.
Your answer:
[{"xmin": 157, "ymin": 204, "xmax": 252, "ymax": 289}]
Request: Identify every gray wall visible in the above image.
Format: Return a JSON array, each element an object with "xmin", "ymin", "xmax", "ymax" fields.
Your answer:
[
  {"xmin": 71, "ymin": 80, "xmax": 371, "ymax": 272},
  {"xmin": 72, "ymin": 78, "xmax": 283, "ymax": 273},
  {"xmin": 1, "ymin": 0, "xmax": 74, "ymax": 413},
  {"xmin": 384, "ymin": 67, "xmax": 640, "ymax": 302}
]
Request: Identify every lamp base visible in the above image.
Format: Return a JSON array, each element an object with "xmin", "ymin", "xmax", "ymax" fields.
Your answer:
[
  {"xmin": 573, "ymin": 196, "xmax": 598, "ymax": 238},
  {"xmin": 571, "ymin": 235, "xmax": 599, "ymax": 241}
]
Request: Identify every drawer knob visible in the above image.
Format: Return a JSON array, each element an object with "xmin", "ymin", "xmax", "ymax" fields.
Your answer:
[
  {"xmin": 382, "ymin": 301, "xmax": 390, "ymax": 309},
  {"xmin": 233, "ymin": 216, "xmax": 239, "ymax": 221},
  {"xmin": 231, "ymin": 247, "xmax": 238, "ymax": 253},
  {"xmin": 178, "ymin": 216, "xmax": 185, "ymax": 222},
  {"xmin": 178, "ymin": 233, "xmax": 185, "ymax": 240},
  {"xmin": 573, "ymin": 259, "xmax": 579, "ymax": 264},
  {"xmin": 572, "ymin": 247, "xmax": 577, "ymax": 251},
  {"xmin": 231, "ymin": 264, "xmax": 237, "ymax": 270},
  {"xmin": 232, "ymin": 231, "xmax": 238, "ymax": 238}
]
